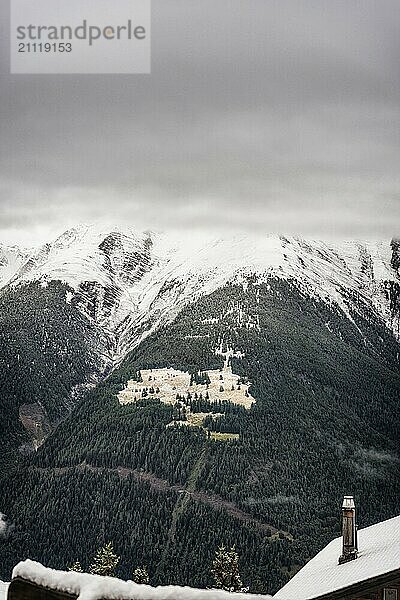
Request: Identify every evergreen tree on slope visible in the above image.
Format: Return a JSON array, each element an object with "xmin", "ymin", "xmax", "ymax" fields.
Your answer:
[
  {"xmin": 67, "ymin": 561, "xmax": 83, "ymax": 573},
  {"xmin": 211, "ymin": 545, "xmax": 248, "ymax": 593},
  {"xmin": 132, "ymin": 566, "xmax": 150, "ymax": 585},
  {"xmin": 89, "ymin": 542, "xmax": 119, "ymax": 577}
]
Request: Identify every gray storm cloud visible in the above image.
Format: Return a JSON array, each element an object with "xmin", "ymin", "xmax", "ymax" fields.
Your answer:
[{"xmin": 0, "ymin": 0, "xmax": 399, "ymax": 244}]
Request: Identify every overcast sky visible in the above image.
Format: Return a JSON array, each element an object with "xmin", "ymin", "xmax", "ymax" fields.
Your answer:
[{"xmin": 0, "ymin": 0, "xmax": 399, "ymax": 246}]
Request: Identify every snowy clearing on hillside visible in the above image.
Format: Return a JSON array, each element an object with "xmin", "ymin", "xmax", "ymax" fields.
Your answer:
[{"xmin": 118, "ymin": 366, "xmax": 254, "ymax": 410}]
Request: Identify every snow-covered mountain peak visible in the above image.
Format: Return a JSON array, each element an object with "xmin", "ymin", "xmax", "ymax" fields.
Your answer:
[
  {"xmin": 13, "ymin": 223, "xmax": 155, "ymax": 289},
  {"xmin": 1, "ymin": 225, "xmax": 399, "ymax": 363}
]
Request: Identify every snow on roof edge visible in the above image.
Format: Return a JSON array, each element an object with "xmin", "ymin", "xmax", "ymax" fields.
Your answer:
[
  {"xmin": 274, "ymin": 514, "xmax": 400, "ymax": 600},
  {"xmin": 12, "ymin": 560, "xmax": 274, "ymax": 600},
  {"xmin": 0, "ymin": 581, "xmax": 9, "ymax": 600}
]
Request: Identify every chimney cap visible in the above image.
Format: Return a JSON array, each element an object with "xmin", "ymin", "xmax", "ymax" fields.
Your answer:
[{"xmin": 342, "ymin": 496, "xmax": 355, "ymax": 510}]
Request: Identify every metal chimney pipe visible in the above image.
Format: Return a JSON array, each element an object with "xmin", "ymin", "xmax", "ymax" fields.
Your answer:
[{"xmin": 339, "ymin": 496, "xmax": 358, "ymax": 564}]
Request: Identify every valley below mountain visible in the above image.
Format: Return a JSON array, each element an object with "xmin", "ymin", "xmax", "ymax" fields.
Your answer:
[{"xmin": 0, "ymin": 225, "xmax": 399, "ymax": 593}]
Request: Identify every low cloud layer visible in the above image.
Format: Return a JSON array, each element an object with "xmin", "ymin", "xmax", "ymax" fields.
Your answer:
[{"xmin": 1, "ymin": 0, "xmax": 399, "ymax": 245}]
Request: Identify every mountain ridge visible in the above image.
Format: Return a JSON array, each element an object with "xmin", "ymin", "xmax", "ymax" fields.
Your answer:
[
  {"xmin": 2, "ymin": 225, "xmax": 400, "ymax": 366},
  {"xmin": 1, "ymin": 224, "xmax": 399, "ymax": 462}
]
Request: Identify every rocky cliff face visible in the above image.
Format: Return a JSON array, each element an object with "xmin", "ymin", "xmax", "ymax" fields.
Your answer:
[
  {"xmin": 0, "ymin": 244, "xmax": 30, "ymax": 288},
  {"xmin": 387, "ymin": 239, "xmax": 400, "ymax": 339}
]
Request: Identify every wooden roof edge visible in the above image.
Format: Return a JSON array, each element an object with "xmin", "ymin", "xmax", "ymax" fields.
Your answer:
[{"xmin": 8, "ymin": 577, "xmax": 78, "ymax": 600}]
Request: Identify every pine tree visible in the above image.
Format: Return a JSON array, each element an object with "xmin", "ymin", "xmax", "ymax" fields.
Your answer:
[
  {"xmin": 67, "ymin": 561, "xmax": 83, "ymax": 573},
  {"xmin": 89, "ymin": 542, "xmax": 120, "ymax": 577},
  {"xmin": 132, "ymin": 566, "xmax": 150, "ymax": 585},
  {"xmin": 211, "ymin": 545, "xmax": 247, "ymax": 593}
]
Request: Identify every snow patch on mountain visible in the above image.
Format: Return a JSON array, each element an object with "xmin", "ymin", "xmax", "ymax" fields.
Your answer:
[
  {"xmin": 0, "ymin": 244, "xmax": 31, "ymax": 288},
  {"xmin": 0, "ymin": 514, "xmax": 7, "ymax": 537}
]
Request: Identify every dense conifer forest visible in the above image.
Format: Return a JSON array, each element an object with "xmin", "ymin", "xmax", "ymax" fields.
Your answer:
[
  {"xmin": 0, "ymin": 281, "xmax": 110, "ymax": 475},
  {"xmin": 1, "ymin": 278, "xmax": 400, "ymax": 594}
]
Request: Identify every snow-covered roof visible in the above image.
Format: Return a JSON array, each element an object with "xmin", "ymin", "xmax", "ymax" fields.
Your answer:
[
  {"xmin": 12, "ymin": 560, "xmax": 273, "ymax": 600},
  {"xmin": 274, "ymin": 515, "xmax": 400, "ymax": 600}
]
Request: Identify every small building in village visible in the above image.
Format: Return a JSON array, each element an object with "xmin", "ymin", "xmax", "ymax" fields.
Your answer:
[{"xmin": 274, "ymin": 496, "xmax": 400, "ymax": 600}]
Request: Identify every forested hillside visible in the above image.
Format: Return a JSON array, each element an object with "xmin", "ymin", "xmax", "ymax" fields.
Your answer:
[
  {"xmin": 0, "ymin": 281, "xmax": 112, "ymax": 475},
  {"xmin": 1, "ymin": 278, "xmax": 399, "ymax": 594}
]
